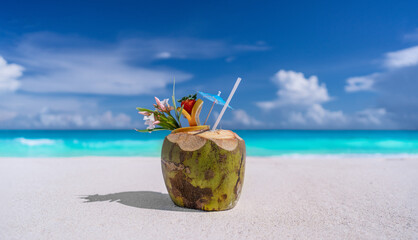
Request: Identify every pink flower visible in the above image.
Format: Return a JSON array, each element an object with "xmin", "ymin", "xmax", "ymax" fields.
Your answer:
[
  {"xmin": 155, "ymin": 97, "xmax": 171, "ymax": 112},
  {"xmin": 138, "ymin": 111, "xmax": 150, "ymax": 116},
  {"xmin": 155, "ymin": 97, "xmax": 166, "ymax": 111}
]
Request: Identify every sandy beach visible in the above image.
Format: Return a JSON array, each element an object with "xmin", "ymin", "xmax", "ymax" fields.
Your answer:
[{"xmin": 0, "ymin": 156, "xmax": 417, "ymax": 239}]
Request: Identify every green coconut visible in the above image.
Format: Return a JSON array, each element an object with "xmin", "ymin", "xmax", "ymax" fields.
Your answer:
[{"xmin": 161, "ymin": 129, "xmax": 246, "ymax": 211}]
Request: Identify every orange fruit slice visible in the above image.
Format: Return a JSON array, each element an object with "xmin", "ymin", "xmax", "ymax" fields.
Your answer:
[
  {"xmin": 178, "ymin": 107, "xmax": 192, "ymax": 123},
  {"xmin": 191, "ymin": 99, "xmax": 203, "ymax": 126},
  {"xmin": 171, "ymin": 125, "xmax": 209, "ymax": 133}
]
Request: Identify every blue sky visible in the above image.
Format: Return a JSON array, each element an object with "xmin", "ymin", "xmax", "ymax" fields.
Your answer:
[{"xmin": 0, "ymin": 0, "xmax": 418, "ymax": 129}]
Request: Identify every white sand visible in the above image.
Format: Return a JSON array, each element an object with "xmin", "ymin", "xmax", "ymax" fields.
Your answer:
[{"xmin": 0, "ymin": 156, "xmax": 417, "ymax": 239}]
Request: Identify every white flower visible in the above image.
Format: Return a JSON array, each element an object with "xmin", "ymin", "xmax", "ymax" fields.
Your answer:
[
  {"xmin": 143, "ymin": 113, "xmax": 159, "ymax": 130},
  {"xmin": 161, "ymin": 98, "xmax": 169, "ymax": 107}
]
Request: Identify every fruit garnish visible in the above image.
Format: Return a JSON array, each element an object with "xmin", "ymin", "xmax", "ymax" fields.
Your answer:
[
  {"xmin": 177, "ymin": 98, "xmax": 203, "ymax": 126},
  {"xmin": 178, "ymin": 107, "xmax": 192, "ymax": 123},
  {"xmin": 178, "ymin": 94, "xmax": 197, "ymax": 114},
  {"xmin": 191, "ymin": 99, "xmax": 203, "ymax": 126},
  {"xmin": 171, "ymin": 125, "xmax": 209, "ymax": 133}
]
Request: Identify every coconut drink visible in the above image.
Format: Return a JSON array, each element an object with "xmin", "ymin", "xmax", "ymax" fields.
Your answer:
[
  {"xmin": 136, "ymin": 78, "xmax": 245, "ymax": 211},
  {"xmin": 162, "ymin": 129, "xmax": 245, "ymax": 211}
]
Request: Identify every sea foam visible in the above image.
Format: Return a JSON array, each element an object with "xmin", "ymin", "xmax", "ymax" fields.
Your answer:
[{"xmin": 15, "ymin": 138, "xmax": 57, "ymax": 146}]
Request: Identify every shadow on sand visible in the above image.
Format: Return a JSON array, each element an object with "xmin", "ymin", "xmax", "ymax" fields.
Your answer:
[{"xmin": 81, "ymin": 191, "xmax": 198, "ymax": 212}]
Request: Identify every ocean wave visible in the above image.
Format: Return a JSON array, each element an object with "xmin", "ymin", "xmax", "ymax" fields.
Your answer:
[{"xmin": 15, "ymin": 138, "xmax": 57, "ymax": 146}]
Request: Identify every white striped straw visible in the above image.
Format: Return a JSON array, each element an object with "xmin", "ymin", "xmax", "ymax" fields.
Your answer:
[{"xmin": 212, "ymin": 77, "xmax": 242, "ymax": 131}]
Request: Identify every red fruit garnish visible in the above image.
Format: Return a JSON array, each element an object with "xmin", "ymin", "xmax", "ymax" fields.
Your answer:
[
  {"xmin": 181, "ymin": 100, "xmax": 196, "ymax": 114},
  {"xmin": 178, "ymin": 93, "xmax": 197, "ymax": 114}
]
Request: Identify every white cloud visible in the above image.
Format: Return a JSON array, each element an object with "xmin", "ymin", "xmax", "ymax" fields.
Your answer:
[
  {"xmin": 404, "ymin": 29, "xmax": 418, "ymax": 42},
  {"xmin": 21, "ymin": 60, "xmax": 190, "ymax": 95},
  {"xmin": 355, "ymin": 108, "xmax": 386, "ymax": 125},
  {"xmin": 257, "ymin": 70, "xmax": 330, "ymax": 110},
  {"xmin": 344, "ymin": 45, "xmax": 418, "ymax": 128},
  {"xmin": 285, "ymin": 105, "xmax": 346, "ymax": 126},
  {"xmin": 384, "ymin": 45, "xmax": 418, "ymax": 69},
  {"xmin": 155, "ymin": 52, "xmax": 172, "ymax": 59},
  {"xmin": 345, "ymin": 73, "xmax": 378, "ymax": 92},
  {"xmin": 1, "ymin": 106, "xmax": 133, "ymax": 129},
  {"xmin": 306, "ymin": 104, "xmax": 346, "ymax": 125},
  {"xmin": 37, "ymin": 109, "xmax": 132, "ymax": 128},
  {"xmin": 257, "ymin": 70, "xmax": 346, "ymax": 127},
  {"xmin": 119, "ymin": 37, "xmax": 268, "ymax": 60},
  {"xmin": 0, "ymin": 56, "xmax": 24, "ymax": 92},
  {"xmin": 0, "ymin": 93, "xmax": 98, "ymax": 115},
  {"xmin": 231, "ymin": 109, "xmax": 261, "ymax": 126},
  {"xmin": 0, "ymin": 32, "xmax": 269, "ymax": 129},
  {"xmin": 0, "ymin": 93, "xmax": 105, "ymax": 128},
  {"xmin": 11, "ymin": 34, "xmax": 191, "ymax": 95},
  {"xmin": 0, "ymin": 110, "xmax": 17, "ymax": 122},
  {"xmin": 345, "ymin": 45, "xmax": 418, "ymax": 93},
  {"xmin": 288, "ymin": 112, "xmax": 306, "ymax": 125},
  {"xmin": 5, "ymin": 33, "xmax": 268, "ymax": 96},
  {"xmin": 211, "ymin": 109, "xmax": 261, "ymax": 128}
]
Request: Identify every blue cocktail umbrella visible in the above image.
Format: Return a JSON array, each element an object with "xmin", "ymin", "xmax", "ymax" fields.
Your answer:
[{"xmin": 198, "ymin": 91, "xmax": 233, "ymax": 125}]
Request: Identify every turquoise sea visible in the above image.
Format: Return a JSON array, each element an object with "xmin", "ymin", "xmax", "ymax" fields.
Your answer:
[{"xmin": 1, "ymin": 130, "xmax": 418, "ymax": 157}]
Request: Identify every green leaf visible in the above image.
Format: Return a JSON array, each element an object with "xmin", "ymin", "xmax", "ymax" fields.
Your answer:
[
  {"xmin": 156, "ymin": 121, "xmax": 174, "ymax": 130},
  {"xmin": 172, "ymin": 77, "xmax": 177, "ymax": 109},
  {"xmin": 157, "ymin": 115, "xmax": 170, "ymax": 123},
  {"xmin": 171, "ymin": 77, "xmax": 182, "ymax": 128},
  {"xmin": 164, "ymin": 118, "xmax": 178, "ymax": 129},
  {"xmin": 174, "ymin": 106, "xmax": 180, "ymax": 127},
  {"xmin": 166, "ymin": 112, "xmax": 180, "ymax": 128},
  {"xmin": 136, "ymin": 107, "xmax": 154, "ymax": 112},
  {"xmin": 178, "ymin": 104, "xmax": 184, "ymax": 123},
  {"xmin": 135, "ymin": 127, "xmax": 167, "ymax": 133}
]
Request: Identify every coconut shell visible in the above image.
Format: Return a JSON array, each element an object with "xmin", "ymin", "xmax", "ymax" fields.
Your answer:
[{"xmin": 161, "ymin": 129, "xmax": 246, "ymax": 211}]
